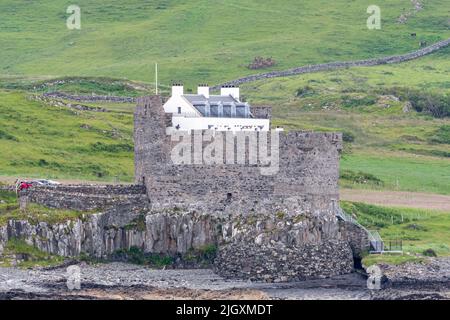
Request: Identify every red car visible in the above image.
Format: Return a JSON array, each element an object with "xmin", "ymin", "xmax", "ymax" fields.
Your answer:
[{"xmin": 15, "ymin": 180, "xmax": 33, "ymax": 193}]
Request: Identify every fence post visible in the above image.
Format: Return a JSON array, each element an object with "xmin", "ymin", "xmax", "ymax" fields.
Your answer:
[{"xmin": 19, "ymin": 195, "xmax": 29, "ymax": 211}]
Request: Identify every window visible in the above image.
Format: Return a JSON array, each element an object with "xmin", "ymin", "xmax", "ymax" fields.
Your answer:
[
  {"xmin": 194, "ymin": 104, "xmax": 207, "ymax": 116},
  {"xmin": 236, "ymin": 105, "xmax": 246, "ymax": 118},
  {"xmin": 177, "ymin": 107, "xmax": 181, "ymax": 114},
  {"xmin": 210, "ymin": 105, "xmax": 219, "ymax": 117},
  {"xmin": 223, "ymin": 105, "xmax": 232, "ymax": 117}
]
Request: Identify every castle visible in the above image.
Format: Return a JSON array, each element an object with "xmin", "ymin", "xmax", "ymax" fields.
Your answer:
[
  {"xmin": 134, "ymin": 91, "xmax": 366, "ymax": 280},
  {"xmin": 2, "ymin": 88, "xmax": 368, "ymax": 282}
]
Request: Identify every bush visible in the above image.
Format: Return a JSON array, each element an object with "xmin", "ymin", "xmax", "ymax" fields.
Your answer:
[
  {"xmin": 342, "ymin": 131, "xmax": 355, "ymax": 143},
  {"xmin": 112, "ymin": 247, "xmax": 174, "ymax": 267},
  {"xmin": 340, "ymin": 202, "xmax": 411, "ymax": 229},
  {"xmin": 340, "ymin": 170, "xmax": 383, "ymax": 186},
  {"xmin": 430, "ymin": 125, "xmax": 450, "ymax": 144},
  {"xmin": 408, "ymin": 91, "xmax": 449, "ymax": 118},
  {"xmin": 295, "ymin": 86, "xmax": 315, "ymax": 97},
  {"xmin": 381, "ymin": 87, "xmax": 450, "ymax": 118},
  {"xmin": 422, "ymin": 248, "xmax": 437, "ymax": 257},
  {"xmin": 90, "ymin": 142, "xmax": 133, "ymax": 153}
]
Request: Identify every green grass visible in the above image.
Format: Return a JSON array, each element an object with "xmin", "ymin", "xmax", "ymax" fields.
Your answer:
[
  {"xmin": 0, "ymin": 189, "xmax": 17, "ymax": 204},
  {"xmin": 240, "ymin": 49, "xmax": 450, "ymax": 194},
  {"xmin": 111, "ymin": 247, "xmax": 174, "ymax": 268},
  {"xmin": 0, "ymin": 190, "xmax": 98, "ymax": 226},
  {"xmin": 341, "ymin": 152, "xmax": 450, "ymax": 194},
  {"xmin": 0, "ymin": 238, "xmax": 64, "ymax": 268},
  {"xmin": 341, "ymin": 201, "xmax": 450, "ymax": 265},
  {"xmin": 0, "ymin": 203, "xmax": 95, "ymax": 226},
  {"xmin": 0, "ymin": 90, "xmax": 134, "ymax": 181},
  {"xmin": 362, "ymin": 253, "xmax": 425, "ymax": 267},
  {"xmin": 0, "ymin": 0, "xmax": 449, "ymax": 87}
]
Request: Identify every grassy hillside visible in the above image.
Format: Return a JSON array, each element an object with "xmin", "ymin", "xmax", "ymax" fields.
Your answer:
[
  {"xmin": 341, "ymin": 201, "xmax": 450, "ymax": 265},
  {"xmin": 0, "ymin": 0, "xmax": 449, "ymax": 87},
  {"xmin": 0, "ymin": 90, "xmax": 134, "ymax": 181},
  {"xmin": 242, "ymin": 48, "xmax": 450, "ymax": 194}
]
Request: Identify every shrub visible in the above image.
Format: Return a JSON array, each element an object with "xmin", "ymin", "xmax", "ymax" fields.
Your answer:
[
  {"xmin": 430, "ymin": 125, "xmax": 450, "ymax": 144},
  {"xmin": 340, "ymin": 170, "xmax": 383, "ymax": 186},
  {"xmin": 342, "ymin": 131, "xmax": 355, "ymax": 143},
  {"xmin": 111, "ymin": 247, "xmax": 174, "ymax": 267},
  {"xmin": 295, "ymin": 86, "xmax": 315, "ymax": 97},
  {"xmin": 381, "ymin": 87, "xmax": 450, "ymax": 118},
  {"xmin": 422, "ymin": 248, "xmax": 437, "ymax": 257},
  {"xmin": 408, "ymin": 91, "xmax": 449, "ymax": 118},
  {"xmin": 90, "ymin": 142, "xmax": 133, "ymax": 153}
]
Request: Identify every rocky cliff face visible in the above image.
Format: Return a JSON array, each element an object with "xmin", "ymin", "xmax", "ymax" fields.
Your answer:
[
  {"xmin": 0, "ymin": 208, "xmax": 217, "ymax": 258},
  {"xmin": 0, "ymin": 200, "xmax": 361, "ymax": 282}
]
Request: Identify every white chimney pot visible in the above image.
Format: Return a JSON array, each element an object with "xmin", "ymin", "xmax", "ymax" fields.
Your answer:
[
  {"xmin": 198, "ymin": 85, "xmax": 210, "ymax": 98},
  {"xmin": 172, "ymin": 84, "xmax": 184, "ymax": 97},
  {"xmin": 220, "ymin": 86, "xmax": 240, "ymax": 101}
]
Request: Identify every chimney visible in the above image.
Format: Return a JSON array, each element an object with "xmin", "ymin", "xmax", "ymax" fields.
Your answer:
[
  {"xmin": 197, "ymin": 84, "xmax": 210, "ymax": 98},
  {"xmin": 171, "ymin": 83, "xmax": 184, "ymax": 97},
  {"xmin": 220, "ymin": 85, "xmax": 240, "ymax": 101}
]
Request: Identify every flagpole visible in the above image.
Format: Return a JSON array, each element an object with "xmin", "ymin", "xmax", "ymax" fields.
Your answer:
[{"xmin": 155, "ymin": 63, "xmax": 158, "ymax": 95}]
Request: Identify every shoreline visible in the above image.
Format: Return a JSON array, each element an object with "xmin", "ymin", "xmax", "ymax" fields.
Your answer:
[{"xmin": 0, "ymin": 258, "xmax": 448, "ymax": 300}]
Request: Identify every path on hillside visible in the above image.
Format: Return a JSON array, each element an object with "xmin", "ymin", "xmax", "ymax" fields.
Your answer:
[
  {"xmin": 212, "ymin": 37, "xmax": 450, "ymax": 89},
  {"xmin": 340, "ymin": 189, "xmax": 450, "ymax": 212}
]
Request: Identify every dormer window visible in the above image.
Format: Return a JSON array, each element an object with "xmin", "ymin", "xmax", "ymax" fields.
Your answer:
[{"xmin": 210, "ymin": 105, "xmax": 219, "ymax": 117}]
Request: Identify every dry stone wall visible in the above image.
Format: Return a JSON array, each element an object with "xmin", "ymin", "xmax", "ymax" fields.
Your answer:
[
  {"xmin": 22, "ymin": 184, "xmax": 147, "ymax": 211},
  {"xmin": 212, "ymin": 38, "xmax": 450, "ymax": 89}
]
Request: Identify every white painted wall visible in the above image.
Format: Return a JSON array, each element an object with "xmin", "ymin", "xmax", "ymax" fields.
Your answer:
[
  {"xmin": 171, "ymin": 115, "xmax": 270, "ymax": 132},
  {"xmin": 163, "ymin": 96, "xmax": 200, "ymax": 115}
]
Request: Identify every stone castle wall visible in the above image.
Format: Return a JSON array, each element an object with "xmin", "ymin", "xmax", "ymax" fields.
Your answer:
[
  {"xmin": 134, "ymin": 96, "xmax": 342, "ymax": 211},
  {"xmin": 21, "ymin": 184, "xmax": 148, "ymax": 211}
]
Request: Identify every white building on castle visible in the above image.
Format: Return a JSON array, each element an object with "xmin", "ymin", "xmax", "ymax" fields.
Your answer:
[{"xmin": 163, "ymin": 84, "xmax": 270, "ymax": 132}]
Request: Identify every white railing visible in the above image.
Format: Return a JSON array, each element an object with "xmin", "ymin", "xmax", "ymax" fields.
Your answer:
[{"xmin": 336, "ymin": 206, "xmax": 390, "ymax": 254}]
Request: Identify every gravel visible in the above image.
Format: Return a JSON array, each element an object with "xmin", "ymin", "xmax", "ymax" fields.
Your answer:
[{"xmin": 0, "ymin": 258, "xmax": 449, "ymax": 300}]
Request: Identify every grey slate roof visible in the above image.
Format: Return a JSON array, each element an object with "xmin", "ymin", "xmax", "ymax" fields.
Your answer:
[
  {"xmin": 182, "ymin": 94, "xmax": 252, "ymax": 118},
  {"xmin": 182, "ymin": 94, "xmax": 238, "ymax": 105}
]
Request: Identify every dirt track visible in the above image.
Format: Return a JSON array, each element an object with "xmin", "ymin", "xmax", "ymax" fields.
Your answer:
[{"xmin": 340, "ymin": 189, "xmax": 450, "ymax": 212}]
